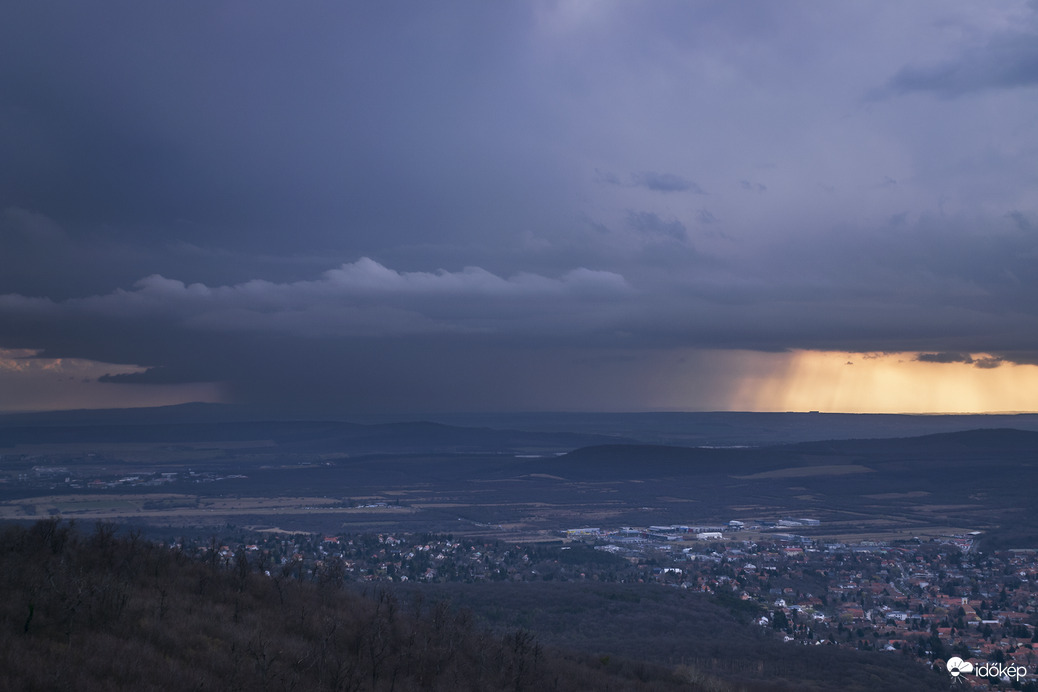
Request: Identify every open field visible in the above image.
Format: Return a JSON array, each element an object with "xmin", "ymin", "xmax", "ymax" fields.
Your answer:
[
  {"xmin": 0, "ymin": 493, "xmax": 421, "ymax": 524},
  {"xmin": 0, "ymin": 484, "xmax": 1015, "ymax": 546},
  {"xmin": 2, "ymin": 425, "xmax": 1038, "ymax": 548}
]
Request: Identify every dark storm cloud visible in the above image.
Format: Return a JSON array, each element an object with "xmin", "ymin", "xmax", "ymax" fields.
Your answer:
[
  {"xmin": 888, "ymin": 212, "xmax": 909, "ymax": 228},
  {"xmin": 4, "ymin": 208, "xmax": 1035, "ymax": 354},
  {"xmin": 697, "ymin": 209, "xmax": 718, "ymax": 225},
  {"xmin": 593, "ymin": 169, "xmax": 623, "ymax": 186},
  {"xmin": 1, "ymin": 207, "xmax": 1036, "ymax": 410},
  {"xmin": 1, "ymin": 1, "xmax": 1037, "ymax": 411},
  {"xmin": 625, "ymin": 211, "xmax": 688, "ymax": 241},
  {"xmin": 631, "ymin": 172, "xmax": 705, "ymax": 194},
  {"xmin": 0, "ymin": 259, "xmax": 633, "ymax": 344},
  {"xmin": 0, "ymin": 2, "xmax": 567, "ymax": 257},
  {"xmin": 1008, "ymin": 210, "xmax": 1034, "ymax": 232},
  {"xmin": 916, "ymin": 353, "xmax": 1007, "ymax": 369},
  {"xmin": 916, "ymin": 352, "xmax": 974, "ymax": 364},
  {"xmin": 882, "ymin": 27, "xmax": 1038, "ymax": 97},
  {"xmin": 597, "ymin": 170, "xmax": 704, "ymax": 194}
]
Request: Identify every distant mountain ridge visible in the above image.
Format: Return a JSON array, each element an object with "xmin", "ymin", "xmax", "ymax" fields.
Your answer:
[
  {"xmin": 4, "ymin": 404, "xmax": 1038, "ymax": 447},
  {"xmin": 0, "ymin": 418, "xmax": 635, "ymax": 456},
  {"xmin": 547, "ymin": 428, "xmax": 1038, "ymax": 480}
]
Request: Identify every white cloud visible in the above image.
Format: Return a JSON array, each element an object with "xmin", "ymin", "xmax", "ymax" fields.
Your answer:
[
  {"xmin": 2, "ymin": 258, "xmax": 633, "ymax": 337},
  {"xmin": 321, "ymin": 257, "xmax": 628, "ymax": 296}
]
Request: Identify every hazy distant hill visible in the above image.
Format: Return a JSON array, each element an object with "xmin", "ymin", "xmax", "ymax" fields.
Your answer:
[
  {"xmin": 6, "ymin": 404, "xmax": 1038, "ymax": 447},
  {"xmin": 551, "ymin": 428, "xmax": 1038, "ymax": 480},
  {"xmin": 367, "ymin": 410, "xmax": 1038, "ymax": 446},
  {"xmin": 0, "ymin": 417, "xmax": 634, "ymax": 455}
]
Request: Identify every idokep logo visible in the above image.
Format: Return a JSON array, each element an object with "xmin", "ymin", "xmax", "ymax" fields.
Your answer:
[
  {"xmin": 945, "ymin": 657, "xmax": 972, "ymax": 679},
  {"xmin": 946, "ymin": 656, "xmax": 1027, "ymax": 683}
]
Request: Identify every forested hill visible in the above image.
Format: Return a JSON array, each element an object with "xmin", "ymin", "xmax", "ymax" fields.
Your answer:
[
  {"xmin": 0, "ymin": 519, "xmax": 689, "ymax": 691},
  {"xmin": 547, "ymin": 428, "xmax": 1038, "ymax": 479}
]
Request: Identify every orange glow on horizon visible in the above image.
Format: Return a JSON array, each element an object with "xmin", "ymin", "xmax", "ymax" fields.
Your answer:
[
  {"xmin": 0, "ymin": 348, "xmax": 225, "ymax": 413},
  {"xmin": 723, "ymin": 350, "xmax": 1038, "ymax": 414}
]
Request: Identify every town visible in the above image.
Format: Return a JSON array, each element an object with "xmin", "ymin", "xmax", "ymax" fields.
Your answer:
[{"xmin": 175, "ymin": 518, "xmax": 1038, "ymax": 686}]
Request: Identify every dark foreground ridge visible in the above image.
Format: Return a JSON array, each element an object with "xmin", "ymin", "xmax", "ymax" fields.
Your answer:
[
  {"xmin": 0, "ymin": 519, "xmax": 948, "ymax": 691},
  {"xmin": 0, "ymin": 519, "xmax": 683, "ymax": 691}
]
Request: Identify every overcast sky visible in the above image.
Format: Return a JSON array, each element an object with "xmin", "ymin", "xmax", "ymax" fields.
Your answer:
[{"xmin": 1, "ymin": 1, "xmax": 1037, "ymax": 414}]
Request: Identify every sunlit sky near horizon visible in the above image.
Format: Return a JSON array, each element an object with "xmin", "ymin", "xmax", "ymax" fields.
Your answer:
[{"xmin": 1, "ymin": 2, "xmax": 1037, "ymax": 415}]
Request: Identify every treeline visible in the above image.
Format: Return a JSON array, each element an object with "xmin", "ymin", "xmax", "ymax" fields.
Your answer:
[
  {"xmin": 0, "ymin": 519, "xmax": 736, "ymax": 691},
  {"xmin": 387, "ymin": 582, "xmax": 950, "ymax": 692}
]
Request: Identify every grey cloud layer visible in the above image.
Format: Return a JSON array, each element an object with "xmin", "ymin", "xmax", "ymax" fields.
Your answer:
[
  {"xmin": 0, "ymin": 210, "xmax": 1035, "ymax": 410},
  {"xmin": 883, "ymin": 24, "xmax": 1038, "ymax": 97},
  {"xmin": 916, "ymin": 353, "xmax": 1007, "ymax": 369},
  {"xmin": 4, "ymin": 208, "xmax": 1035, "ymax": 354},
  {"xmin": 1, "ymin": 1, "xmax": 1037, "ymax": 411},
  {"xmin": 1, "ymin": 259, "xmax": 631, "ymax": 338}
]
